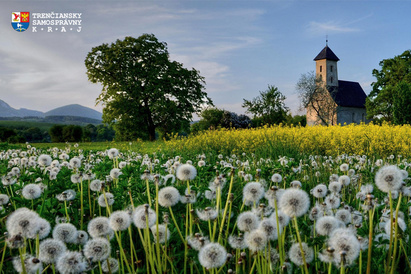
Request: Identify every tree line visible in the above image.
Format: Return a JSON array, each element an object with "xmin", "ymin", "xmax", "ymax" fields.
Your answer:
[
  {"xmin": 0, "ymin": 124, "xmax": 115, "ymax": 143},
  {"xmin": 83, "ymin": 34, "xmax": 411, "ymax": 141}
]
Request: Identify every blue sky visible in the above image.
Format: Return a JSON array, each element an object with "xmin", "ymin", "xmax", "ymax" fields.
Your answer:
[{"xmin": 1, "ymin": 1, "xmax": 410, "ymax": 118}]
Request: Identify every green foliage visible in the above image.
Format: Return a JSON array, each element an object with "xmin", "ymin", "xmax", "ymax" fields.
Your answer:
[
  {"xmin": 242, "ymin": 85, "xmax": 289, "ymax": 125},
  {"xmin": 366, "ymin": 50, "xmax": 411, "ymax": 121},
  {"xmin": 191, "ymin": 108, "xmax": 251, "ymax": 134},
  {"xmin": 393, "ymin": 81, "xmax": 411, "ymax": 125},
  {"xmin": 286, "ymin": 114, "xmax": 307, "ymax": 126},
  {"xmin": 85, "ymin": 34, "xmax": 212, "ymax": 141}
]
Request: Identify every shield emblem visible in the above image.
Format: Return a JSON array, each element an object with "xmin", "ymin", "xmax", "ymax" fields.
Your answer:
[{"xmin": 11, "ymin": 12, "xmax": 30, "ymax": 32}]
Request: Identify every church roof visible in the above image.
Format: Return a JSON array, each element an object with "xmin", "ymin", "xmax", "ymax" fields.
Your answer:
[
  {"xmin": 314, "ymin": 46, "xmax": 340, "ymax": 61},
  {"xmin": 329, "ymin": 80, "xmax": 367, "ymax": 108}
]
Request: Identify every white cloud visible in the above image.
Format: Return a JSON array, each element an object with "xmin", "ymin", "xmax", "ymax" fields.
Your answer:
[{"xmin": 307, "ymin": 21, "xmax": 360, "ymax": 35}]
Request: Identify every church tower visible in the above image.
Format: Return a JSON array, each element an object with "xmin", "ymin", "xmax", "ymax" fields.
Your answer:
[{"xmin": 314, "ymin": 43, "xmax": 339, "ymax": 87}]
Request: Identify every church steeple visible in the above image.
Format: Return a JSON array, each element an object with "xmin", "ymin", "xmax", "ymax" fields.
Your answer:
[{"xmin": 314, "ymin": 44, "xmax": 339, "ymax": 87}]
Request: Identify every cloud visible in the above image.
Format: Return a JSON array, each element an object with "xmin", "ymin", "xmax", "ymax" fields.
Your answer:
[{"xmin": 307, "ymin": 21, "xmax": 360, "ymax": 35}]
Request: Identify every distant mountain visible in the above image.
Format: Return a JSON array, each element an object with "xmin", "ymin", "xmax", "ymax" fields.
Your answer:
[
  {"xmin": 45, "ymin": 104, "xmax": 102, "ymax": 120},
  {"xmin": 0, "ymin": 99, "xmax": 44, "ymax": 117},
  {"xmin": 0, "ymin": 99, "xmax": 102, "ymax": 121}
]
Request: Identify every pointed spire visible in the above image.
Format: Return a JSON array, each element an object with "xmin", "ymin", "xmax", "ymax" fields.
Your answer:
[{"xmin": 314, "ymin": 44, "xmax": 339, "ymax": 61}]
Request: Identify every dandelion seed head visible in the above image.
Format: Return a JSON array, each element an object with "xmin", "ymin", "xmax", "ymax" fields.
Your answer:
[
  {"xmin": 109, "ymin": 210, "xmax": 131, "ymax": 231},
  {"xmin": 53, "ymin": 223, "xmax": 77, "ymax": 243},
  {"xmin": 375, "ymin": 165, "xmax": 403, "ymax": 193},
  {"xmin": 150, "ymin": 224, "xmax": 170, "ymax": 244},
  {"xmin": 158, "ymin": 186, "xmax": 180, "ymax": 207},
  {"xmin": 228, "ymin": 235, "xmax": 247, "ymax": 249},
  {"xmin": 243, "ymin": 182, "xmax": 264, "ymax": 206},
  {"xmin": 0, "ymin": 193, "xmax": 9, "ymax": 205},
  {"xmin": 198, "ymin": 242, "xmax": 227, "ymax": 269},
  {"xmin": 56, "ymin": 189, "xmax": 76, "ymax": 201},
  {"xmin": 22, "ymin": 184, "xmax": 42, "ymax": 200},
  {"xmin": 56, "ymin": 251, "xmax": 87, "ymax": 274},
  {"xmin": 335, "ymin": 209, "xmax": 352, "ymax": 225},
  {"xmin": 102, "ymin": 258, "xmax": 119, "ymax": 273},
  {"xmin": 110, "ymin": 168, "xmax": 122, "ymax": 179},
  {"xmin": 340, "ymin": 163, "xmax": 349, "ymax": 172},
  {"xmin": 312, "ymin": 184, "xmax": 328, "ymax": 198},
  {"xmin": 279, "ymin": 188, "xmax": 310, "ymax": 218},
  {"xmin": 90, "ymin": 180, "xmax": 102, "ymax": 192},
  {"xmin": 107, "ymin": 148, "xmax": 119, "ymax": 159},
  {"xmin": 75, "ymin": 230, "xmax": 89, "ymax": 245},
  {"xmin": 237, "ymin": 211, "xmax": 259, "ymax": 232},
  {"xmin": 289, "ymin": 242, "xmax": 314, "ymax": 266},
  {"xmin": 271, "ymin": 173, "xmax": 282, "ymax": 183},
  {"xmin": 325, "ymin": 194, "xmax": 341, "ymax": 209},
  {"xmin": 84, "ymin": 238, "xmax": 111, "ymax": 262},
  {"xmin": 328, "ymin": 228, "xmax": 360, "ymax": 267},
  {"xmin": 316, "ymin": 216, "xmax": 340, "ymax": 236},
  {"xmin": 38, "ymin": 154, "xmax": 52, "ymax": 167},
  {"xmin": 88, "ymin": 217, "xmax": 112, "ymax": 238},
  {"xmin": 187, "ymin": 234, "xmax": 210, "ymax": 251},
  {"xmin": 329, "ymin": 181, "xmax": 342, "ymax": 193},
  {"xmin": 133, "ymin": 205, "xmax": 156, "ymax": 229},
  {"xmin": 339, "ymin": 175, "xmax": 351, "ymax": 186},
  {"xmin": 98, "ymin": 192, "xmax": 115, "ymax": 207},
  {"xmin": 39, "ymin": 238, "xmax": 67, "ymax": 264},
  {"xmin": 245, "ymin": 229, "xmax": 268, "ymax": 252},
  {"xmin": 6, "ymin": 207, "xmax": 40, "ymax": 238},
  {"xmin": 12, "ymin": 255, "xmax": 43, "ymax": 274},
  {"xmin": 176, "ymin": 164, "xmax": 197, "ymax": 181},
  {"xmin": 258, "ymin": 218, "xmax": 278, "ymax": 240}
]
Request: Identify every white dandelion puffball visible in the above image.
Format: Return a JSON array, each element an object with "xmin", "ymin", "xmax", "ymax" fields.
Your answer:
[
  {"xmin": 53, "ymin": 223, "xmax": 77, "ymax": 243},
  {"xmin": 279, "ymin": 188, "xmax": 310, "ymax": 218},
  {"xmin": 245, "ymin": 229, "xmax": 268, "ymax": 252},
  {"xmin": 375, "ymin": 165, "xmax": 403, "ymax": 193},
  {"xmin": 315, "ymin": 216, "xmax": 340, "ymax": 236},
  {"xmin": 198, "ymin": 242, "xmax": 227, "ymax": 269},
  {"xmin": 258, "ymin": 218, "xmax": 279, "ymax": 240},
  {"xmin": 38, "ymin": 154, "xmax": 52, "ymax": 166},
  {"xmin": 312, "ymin": 184, "xmax": 328, "ymax": 198},
  {"xmin": 243, "ymin": 182, "xmax": 265, "ymax": 205},
  {"xmin": 289, "ymin": 242, "xmax": 314, "ymax": 266},
  {"xmin": 90, "ymin": 179, "xmax": 102, "ymax": 192},
  {"xmin": 237, "ymin": 211, "xmax": 260, "ymax": 232},
  {"xmin": 335, "ymin": 209, "xmax": 352, "ymax": 225},
  {"xmin": 88, "ymin": 217, "xmax": 112, "ymax": 238},
  {"xmin": 39, "ymin": 238, "xmax": 67, "ymax": 264},
  {"xmin": 150, "ymin": 224, "xmax": 171, "ymax": 244},
  {"xmin": 109, "ymin": 210, "xmax": 131, "ymax": 231},
  {"xmin": 107, "ymin": 148, "xmax": 119, "ymax": 159},
  {"xmin": 133, "ymin": 205, "xmax": 156, "ymax": 229},
  {"xmin": 110, "ymin": 168, "xmax": 122, "ymax": 179},
  {"xmin": 6, "ymin": 207, "xmax": 40, "ymax": 238},
  {"xmin": 102, "ymin": 258, "xmax": 119, "ymax": 273},
  {"xmin": 340, "ymin": 163, "xmax": 349, "ymax": 172},
  {"xmin": 158, "ymin": 186, "xmax": 181, "ymax": 207},
  {"xmin": 339, "ymin": 175, "xmax": 351, "ymax": 186},
  {"xmin": 271, "ymin": 173, "xmax": 282, "ymax": 183},
  {"xmin": 22, "ymin": 184, "xmax": 42, "ymax": 200},
  {"xmin": 0, "ymin": 193, "xmax": 9, "ymax": 205},
  {"xmin": 84, "ymin": 238, "xmax": 111, "ymax": 262},
  {"xmin": 328, "ymin": 228, "xmax": 360, "ymax": 266},
  {"xmin": 176, "ymin": 164, "xmax": 197, "ymax": 181},
  {"xmin": 12, "ymin": 255, "xmax": 43, "ymax": 274},
  {"xmin": 98, "ymin": 192, "xmax": 115, "ymax": 207},
  {"xmin": 56, "ymin": 251, "xmax": 87, "ymax": 274}
]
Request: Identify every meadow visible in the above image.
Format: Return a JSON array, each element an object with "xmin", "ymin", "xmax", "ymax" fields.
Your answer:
[{"xmin": 1, "ymin": 123, "xmax": 410, "ymax": 273}]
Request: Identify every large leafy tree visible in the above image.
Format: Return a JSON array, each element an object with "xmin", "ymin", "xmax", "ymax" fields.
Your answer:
[
  {"xmin": 242, "ymin": 85, "xmax": 289, "ymax": 126},
  {"xmin": 366, "ymin": 50, "xmax": 411, "ymax": 121},
  {"xmin": 392, "ymin": 81, "xmax": 411, "ymax": 125},
  {"xmin": 296, "ymin": 71, "xmax": 337, "ymax": 125},
  {"xmin": 85, "ymin": 34, "xmax": 212, "ymax": 141}
]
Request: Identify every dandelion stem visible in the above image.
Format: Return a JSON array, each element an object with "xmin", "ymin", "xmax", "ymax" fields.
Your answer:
[
  {"xmin": 390, "ymin": 192, "xmax": 402, "ymax": 274},
  {"xmin": 366, "ymin": 206, "xmax": 375, "ymax": 274},
  {"xmin": 386, "ymin": 191, "xmax": 394, "ymax": 272},
  {"xmin": 293, "ymin": 216, "xmax": 309, "ymax": 274},
  {"xmin": 218, "ymin": 173, "xmax": 234, "ymax": 243},
  {"xmin": 0, "ymin": 240, "xmax": 7, "ymax": 274},
  {"xmin": 168, "ymin": 207, "xmax": 185, "ymax": 243}
]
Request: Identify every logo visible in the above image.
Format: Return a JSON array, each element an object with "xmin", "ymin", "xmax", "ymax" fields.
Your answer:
[{"xmin": 11, "ymin": 12, "xmax": 30, "ymax": 32}]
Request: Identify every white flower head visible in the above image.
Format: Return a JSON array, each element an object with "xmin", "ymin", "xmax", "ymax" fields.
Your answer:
[
  {"xmin": 158, "ymin": 186, "xmax": 180, "ymax": 207},
  {"xmin": 279, "ymin": 188, "xmax": 310, "ymax": 218},
  {"xmin": 375, "ymin": 165, "xmax": 403, "ymax": 193},
  {"xmin": 289, "ymin": 242, "xmax": 314, "ymax": 266},
  {"xmin": 176, "ymin": 164, "xmax": 197, "ymax": 181},
  {"xmin": 198, "ymin": 243, "xmax": 227, "ymax": 269}
]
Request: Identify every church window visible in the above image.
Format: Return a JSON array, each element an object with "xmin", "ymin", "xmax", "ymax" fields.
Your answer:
[
  {"xmin": 330, "ymin": 65, "xmax": 333, "ymax": 72},
  {"xmin": 330, "ymin": 77, "xmax": 333, "ymax": 83},
  {"xmin": 320, "ymin": 66, "xmax": 322, "ymax": 72}
]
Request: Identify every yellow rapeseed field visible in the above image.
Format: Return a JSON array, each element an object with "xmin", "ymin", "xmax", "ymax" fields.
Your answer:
[{"xmin": 165, "ymin": 123, "xmax": 411, "ymax": 158}]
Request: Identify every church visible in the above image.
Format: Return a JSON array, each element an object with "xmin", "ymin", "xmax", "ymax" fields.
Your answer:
[{"xmin": 306, "ymin": 44, "xmax": 368, "ymax": 126}]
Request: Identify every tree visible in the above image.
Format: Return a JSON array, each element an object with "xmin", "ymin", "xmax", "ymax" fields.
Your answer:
[
  {"xmin": 366, "ymin": 50, "xmax": 411, "ymax": 121},
  {"xmin": 49, "ymin": 125, "xmax": 64, "ymax": 142},
  {"xmin": 191, "ymin": 108, "xmax": 251, "ymax": 134},
  {"xmin": 393, "ymin": 81, "xmax": 411, "ymax": 125},
  {"xmin": 296, "ymin": 71, "xmax": 337, "ymax": 125},
  {"xmin": 85, "ymin": 34, "xmax": 212, "ymax": 141},
  {"xmin": 242, "ymin": 85, "xmax": 289, "ymax": 126}
]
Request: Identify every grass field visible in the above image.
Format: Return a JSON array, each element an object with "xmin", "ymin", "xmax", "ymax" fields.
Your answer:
[{"xmin": 1, "ymin": 124, "xmax": 410, "ymax": 273}]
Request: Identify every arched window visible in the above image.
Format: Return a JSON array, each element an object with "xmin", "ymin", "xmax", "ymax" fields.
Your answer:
[
  {"xmin": 330, "ymin": 65, "xmax": 333, "ymax": 72},
  {"xmin": 320, "ymin": 65, "xmax": 322, "ymax": 72}
]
